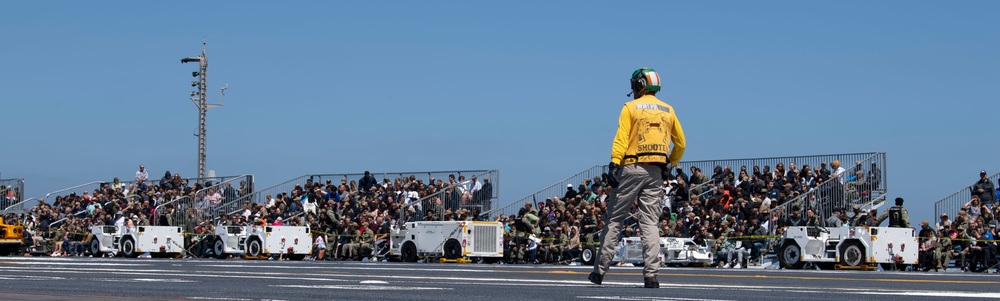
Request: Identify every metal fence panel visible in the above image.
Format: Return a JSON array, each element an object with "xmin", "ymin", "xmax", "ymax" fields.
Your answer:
[
  {"xmin": 190, "ymin": 174, "xmax": 255, "ymax": 226},
  {"xmin": 766, "ymin": 153, "xmax": 888, "ymax": 237},
  {"xmin": 485, "ymin": 165, "xmax": 607, "ymax": 221},
  {"xmin": 934, "ymin": 172, "xmax": 1000, "ymax": 222},
  {"xmin": 404, "ymin": 170, "xmax": 500, "ymax": 222},
  {"xmin": 0, "ymin": 178, "xmax": 24, "ymax": 212},
  {"xmin": 2, "ymin": 181, "xmax": 105, "ymax": 215}
]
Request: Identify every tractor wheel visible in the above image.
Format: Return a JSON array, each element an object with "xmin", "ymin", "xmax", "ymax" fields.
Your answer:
[
  {"xmin": 247, "ymin": 238, "xmax": 263, "ymax": 257},
  {"xmin": 121, "ymin": 237, "xmax": 137, "ymax": 258},
  {"xmin": 840, "ymin": 242, "xmax": 865, "ymax": 267},
  {"xmin": 581, "ymin": 246, "xmax": 596, "ymax": 265},
  {"xmin": 443, "ymin": 239, "xmax": 462, "ymax": 260},
  {"xmin": 779, "ymin": 242, "xmax": 804, "ymax": 269},
  {"xmin": 90, "ymin": 238, "xmax": 102, "ymax": 257},
  {"xmin": 214, "ymin": 238, "xmax": 228, "ymax": 259},
  {"xmin": 401, "ymin": 241, "xmax": 417, "ymax": 262}
]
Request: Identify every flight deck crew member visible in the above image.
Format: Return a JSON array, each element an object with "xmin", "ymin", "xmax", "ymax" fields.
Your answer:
[{"xmin": 590, "ymin": 67, "xmax": 686, "ymax": 289}]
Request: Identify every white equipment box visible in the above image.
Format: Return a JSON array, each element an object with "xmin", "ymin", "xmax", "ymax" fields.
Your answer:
[{"xmin": 389, "ymin": 221, "xmax": 503, "ymax": 262}]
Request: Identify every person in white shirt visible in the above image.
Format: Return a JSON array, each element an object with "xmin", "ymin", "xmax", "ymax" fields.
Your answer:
[
  {"xmin": 460, "ymin": 176, "xmax": 482, "ymax": 204},
  {"xmin": 831, "ymin": 160, "xmax": 847, "ymax": 185},
  {"xmin": 312, "ymin": 235, "xmax": 327, "ymax": 260},
  {"xmin": 114, "ymin": 211, "xmax": 126, "ymax": 229},
  {"xmin": 135, "ymin": 165, "xmax": 148, "ymax": 183}
]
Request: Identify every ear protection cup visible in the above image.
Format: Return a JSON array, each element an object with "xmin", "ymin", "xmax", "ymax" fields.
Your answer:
[{"xmin": 631, "ymin": 74, "xmax": 645, "ymax": 93}]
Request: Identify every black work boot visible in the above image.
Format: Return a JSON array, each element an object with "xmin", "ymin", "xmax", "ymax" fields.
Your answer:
[
  {"xmin": 588, "ymin": 272, "xmax": 603, "ymax": 285},
  {"xmin": 644, "ymin": 276, "xmax": 659, "ymax": 288}
]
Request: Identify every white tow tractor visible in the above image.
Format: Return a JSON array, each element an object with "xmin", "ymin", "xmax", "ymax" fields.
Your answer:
[
  {"xmin": 90, "ymin": 225, "xmax": 184, "ymax": 257},
  {"xmin": 389, "ymin": 221, "xmax": 503, "ymax": 262},
  {"xmin": 778, "ymin": 226, "xmax": 918, "ymax": 270},
  {"xmin": 211, "ymin": 225, "xmax": 312, "ymax": 260},
  {"xmin": 611, "ymin": 236, "xmax": 713, "ymax": 267}
]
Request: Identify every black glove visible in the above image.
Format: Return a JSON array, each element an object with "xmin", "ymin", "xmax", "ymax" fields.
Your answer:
[
  {"xmin": 662, "ymin": 163, "xmax": 675, "ymax": 181},
  {"xmin": 607, "ymin": 162, "xmax": 621, "ymax": 189}
]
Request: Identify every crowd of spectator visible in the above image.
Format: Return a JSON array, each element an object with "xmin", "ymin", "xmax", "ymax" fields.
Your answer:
[
  {"xmin": 499, "ymin": 159, "xmax": 885, "ymax": 268},
  {"xmin": 19, "ymin": 160, "xmax": 1000, "ymax": 273},
  {"xmin": 914, "ymin": 170, "xmax": 1000, "ymax": 273},
  {"xmin": 5, "ymin": 165, "xmax": 251, "ymax": 257},
  {"xmin": 2, "ymin": 166, "xmax": 497, "ymax": 261}
]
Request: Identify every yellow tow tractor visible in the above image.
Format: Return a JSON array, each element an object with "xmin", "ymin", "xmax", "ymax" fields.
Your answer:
[{"xmin": 0, "ymin": 217, "xmax": 25, "ymax": 255}]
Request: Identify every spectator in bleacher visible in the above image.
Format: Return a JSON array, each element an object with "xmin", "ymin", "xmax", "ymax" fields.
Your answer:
[
  {"xmin": 964, "ymin": 196, "xmax": 985, "ymax": 221},
  {"xmin": 206, "ymin": 187, "xmax": 223, "ymax": 207},
  {"xmin": 969, "ymin": 227, "xmax": 996, "ymax": 272},
  {"xmin": 674, "ymin": 166, "xmax": 688, "ymax": 184},
  {"xmin": 971, "ymin": 170, "xmax": 995, "ymax": 206},
  {"xmin": 866, "ymin": 162, "xmax": 882, "ymax": 191},
  {"xmin": 844, "ymin": 170, "xmax": 867, "ymax": 201},
  {"xmin": 830, "ymin": 160, "xmax": 846, "ymax": 184},
  {"xmin": 159, "ymin": 171, "xmax": 173, "ymax": 190},
  {"xmin": 563, "ymin": 184, "xmax": 578, "ymax": 200},
  {"xmin": 135, "ymin": 164, "xmax": 148, "ymax": 183},
  {"xmin": 825, "ymin": 208, "xmax": 843, "ymax": 227},
  {"xmin": 359, "ymin": 171, "xmax": 377, "ymax": 195},
  {"xmin": 863, "ymin": 209, "xmax": 878, "ymax": 227},
  {"xmin": 157, "ymin": 204, "xmax": 175, "ymax": 226},
  {"xmin": 475, "ymin": 177, "xmax": 493, "ymax": 208},
  {"xmin": 918, "ymin": 226, "xmax": 937, "ymax": 271},
  {"xmin": 710, "ymin": 165, "xmax": 727, "ymax": 186}
]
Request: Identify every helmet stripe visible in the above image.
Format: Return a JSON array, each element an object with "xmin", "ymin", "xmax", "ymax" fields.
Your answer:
[{"xmin": 647, "ymin": 71, "xmax": 660, "ymax": 87}]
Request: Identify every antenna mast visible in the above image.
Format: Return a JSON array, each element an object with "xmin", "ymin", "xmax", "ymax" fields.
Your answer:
[{"xmin": 181, "ymin": 41, "xmax": 225, "ymax": 182}]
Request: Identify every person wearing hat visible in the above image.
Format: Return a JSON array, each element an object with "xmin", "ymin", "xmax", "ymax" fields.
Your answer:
[
  {"xmin": 158, "ymin": 203, "xmax": 175, "ymax": 227},
  {"xmin": 848, "ymin": 204, "xmax": 865, "ymax": 226},
  {"xmin": 826, "ymin": 208, "xmax": 844, "ymax": 228},
  {"xmin": 937, "ymin": 212, "xmax": 950, "ymax": 230},
  {"xmin": 540, "ymin": 226, "xmax": 560, "ymax": 263},
  {"xmin": 972, "ymin": 170, "xmax": 996, "ymax": 206},
  {"xmin": 917, "ymin": 227, "xmax": 938, "ymax": 271},
  {"xmin": 522, "ymin": 206, "xmax": 540, "ymax": 236},
  {"xmin": 114, "ymin": 211, "xmax": 126, "ymax": 229},
  {"xmin": 876, "ymin": 197, "xmax": 911, "ymax": 228},
  {"xmin": 935, "ymin": 226, "xmax": 954, "ymax": 271},
  {"xmin": 590, "ymin": 67, "xmax": 686, "ymax": 289},
  {"xmin": 564, "ymin": 184, "xmax": 578, "ymax": 200}
]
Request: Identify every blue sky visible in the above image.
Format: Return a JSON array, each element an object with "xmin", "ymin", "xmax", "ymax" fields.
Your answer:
[{"xmin": 1, "ymin": 1, "xmax": 998, "ymax": 224}]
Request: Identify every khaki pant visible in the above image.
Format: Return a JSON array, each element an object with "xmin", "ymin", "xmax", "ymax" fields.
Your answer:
[
  {"xmin": 594, "ymin": 163, "xmax": 663, "ymax": 278},
  {"xmin": 936, "ymin": 249, "xmax": 952, "ymax": 268},
  {"xmin": 340, "ymin": 242, "xmax": 357, "ymax": 259}
]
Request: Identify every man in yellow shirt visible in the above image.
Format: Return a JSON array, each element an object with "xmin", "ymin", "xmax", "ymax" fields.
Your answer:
[{"xmin": 590, "ymin": 67, "xmax": 685, "ymax": 289}]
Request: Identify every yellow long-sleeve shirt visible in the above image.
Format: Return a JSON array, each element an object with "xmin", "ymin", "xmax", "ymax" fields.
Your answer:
[{"xmin": 611, "ymin": 95, "xmax": 686, "ymax": 166}]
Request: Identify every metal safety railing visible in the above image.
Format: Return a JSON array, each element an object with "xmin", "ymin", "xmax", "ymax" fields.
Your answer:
[
  {"xmin": 230, "ymin": 170, "xmax": 500, "ymax": 220},
  {"xmin": 47, "ymin": 210, "xmax": 90, "ymax": 230},
  {"xmin": 769, "ymin": 152, "xmax": 888, "ymax": 233},
  {"xmin": 400, "ymin": 170, "xmax": 500, "ymax": 223},
  {"xmin": 1, "ymin": 197, "xmax": 38, "ymax": 216},
  {"xmin": 152, "ymin": 196, "xmax": 199, "ymax": 232},
  {"xmin": 679, "ymin": 152, "xmax": 884, "ymax": 186},
  {"xmin": 0, "ymin": 178, "xmax": 24, "ymax": 212},
  {"xmin": 112, "ymin": 175, "xmax": 243, "ymax": 196},
  {"xmin": 485, "ymin": 165, "xmax": 607, "ymax": 221},
  {"xmin": 2, "ymin": 181, "xmax": 105, "ymax": 215},
  {"xmin": 118, "ymin": 174, "xmax": 242, "ymax": 192},
  {"xmin": 190, "ymin": 175, "xmax": 254, "ymax": 224},
  {"xmin": 934, "ymin": 171, "xmax": 1000, "ymax": 221}
]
